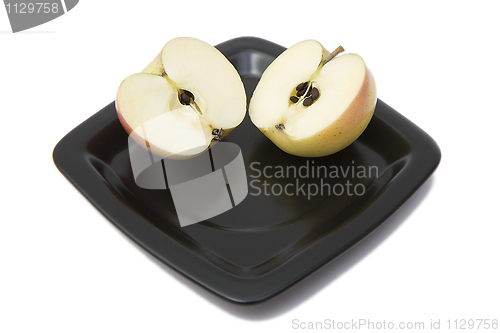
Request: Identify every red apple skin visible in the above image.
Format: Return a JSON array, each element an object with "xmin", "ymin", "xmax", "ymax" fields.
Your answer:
[
  {"xmin": 261, "ymin": 67, "xmax": 377, "ymax": 158},
  {"xmin": 115, "ymin": 51, "xmax": 163, "ymax": 152},
  {"xmin": 115, "ymin": 97, "xmax": 152, "ymax": 153}
]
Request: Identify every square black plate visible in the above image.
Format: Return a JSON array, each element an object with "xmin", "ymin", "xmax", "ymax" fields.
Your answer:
[{"xmin": 53, "ymin": 37, "xmax": 441, "ymax": 304}]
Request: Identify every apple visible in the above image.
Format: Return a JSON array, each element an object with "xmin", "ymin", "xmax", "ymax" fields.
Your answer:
[
  {"xmin": 116, "ymin": 37, "xmax": 247, "ymax": 159},
  {"xmin": 249, "ymin": 39, "xmax": 377, "ymax": 158}
]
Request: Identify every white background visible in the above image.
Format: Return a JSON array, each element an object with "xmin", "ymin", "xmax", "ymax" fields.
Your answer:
[{"xmin": 1, "ymin": 1, "xmax": 499, "ymax": 332}]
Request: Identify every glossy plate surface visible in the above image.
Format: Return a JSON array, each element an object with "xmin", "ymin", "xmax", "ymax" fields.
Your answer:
[{"xmin": 53, "ymin": 37, "xmax": 441, "ymax": 303}]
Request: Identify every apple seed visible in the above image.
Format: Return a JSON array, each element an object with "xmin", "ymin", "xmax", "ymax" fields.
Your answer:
[
  {"xmin": 275, "ymin": 124, "xmax": 285, "ymax": 130},
  {"xmin": 296, "ymin": 82, "xmax": 308, "ymax": 91},
  {"xmin": 310, "ymin": 87, "xmax": 319, "ymax": 100},
  {"xmin": 296, "ymin": 87, "xmax": 307, "ymax": 97},
  {"xmin": 179, "ymin": 89, "xmax": 196, "ymax": 106},
  {"xmin": 303, "ymin": 96, "xmax": 313, "ymax": 107},
  {"xmin": 179, "ymin": 92, "xmax": 190, "ymax": 105},
  {"xmin": 290, "ymin": 82, "xmax": 319, "ymax": 107},
  {"xmin": 184, "ymin": 90, "xmax": 195, "ymax": 101}
]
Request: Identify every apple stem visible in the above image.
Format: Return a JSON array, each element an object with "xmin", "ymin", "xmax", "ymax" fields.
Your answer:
[{"xmin": 322, "ymin": 46, "xmax": 345, "ymax": 66}]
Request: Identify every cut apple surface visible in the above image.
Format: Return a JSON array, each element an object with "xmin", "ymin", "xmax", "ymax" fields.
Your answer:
[
  {"xmin": 116, "ymin": 37, "xmax": 247, "ymax": 159},
  {"xmin": 249, "ymin": 39, "xmax": 377, "ymax": 158}
]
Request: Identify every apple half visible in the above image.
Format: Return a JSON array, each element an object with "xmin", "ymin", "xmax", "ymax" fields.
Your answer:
[
  {"xmin": 116, "ymin": 37, "xmax": 247, "ymax": 159},
  {"xmin": 249, "ymin": 39, "xmax": 377, "ymax": 157}
]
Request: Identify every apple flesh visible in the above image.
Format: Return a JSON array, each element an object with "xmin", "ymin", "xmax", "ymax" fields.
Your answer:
[
  {"xmin": 249, "ymin": 39, "xmax": 377, "ymax": 158},
  {"xmin": 116, "ymin": 37, "xmax": 247, "ymax": 159}
]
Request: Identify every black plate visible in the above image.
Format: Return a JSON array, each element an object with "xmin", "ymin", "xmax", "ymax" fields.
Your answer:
[{"xmin": 53, "ymin": 37, "xmax": 441, "ymax": 303}]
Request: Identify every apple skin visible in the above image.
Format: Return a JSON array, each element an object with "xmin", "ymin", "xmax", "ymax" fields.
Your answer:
[{"xmin": 256, "ymin": 66, "xmax": 376, "ymax": 158}]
